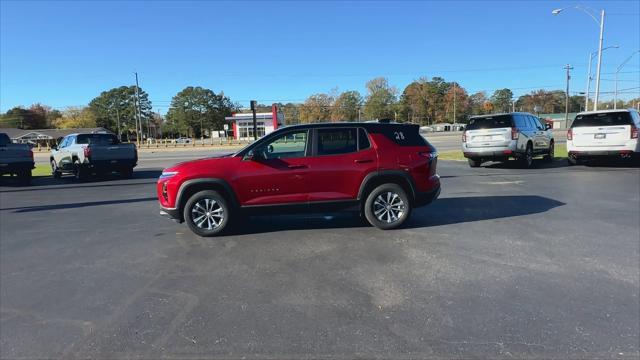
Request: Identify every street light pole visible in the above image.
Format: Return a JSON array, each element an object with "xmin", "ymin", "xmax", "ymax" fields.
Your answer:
[
  {"xmin": 593, "ymin": 9, "xmax": 605, "ymax": 111},
  {"xmin": 585, "ymin": 45, "xmax": 618, "ymax": 110},
  {"xmin": 552, "ymin": 6, "xmax": 606, "ymax": 111},
  {"xmin": 564, "ymin": 64, "xmax": 573, "ymax": 122}
]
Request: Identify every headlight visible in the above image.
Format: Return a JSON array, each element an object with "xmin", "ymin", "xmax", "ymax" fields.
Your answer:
[{"xmin": 159, "ymin": 171, "xmax": 178, "ymax": 179}]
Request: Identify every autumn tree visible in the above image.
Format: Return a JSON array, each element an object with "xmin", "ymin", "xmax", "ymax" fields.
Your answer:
[
  {"xmin": 364, "ymin": 77, "xmax": 397, "ymax": 120},
  {"xmin": 299, "ymin": 93, "xmax": 333, "ymax": 123},
  {"xmin": 469, "ymin": 92, "xmax": 489, "ymax": 115},
  {"xmin": 490, "ymin": 88, "xmax": 514, "ymax": 113},
  {"xmin": 53, "ymin": 107, "xmax": 97, "ymax": 129},
  {"xmin": 331, "ymin": 90, "xmax": 362, "ymax": 121}
]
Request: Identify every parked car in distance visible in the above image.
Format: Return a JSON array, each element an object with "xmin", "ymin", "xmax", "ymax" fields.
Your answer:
[
  {"xmin": 0, "ymin": 132, "xmax": 34, "ymax": 185},
  {"xmin": 157, "ymin": 121, "xmax": 441, "ymax": 236},
  {"xmin": 174, "ymin": 137, "xmax": 191, "ymax": 144},
  {"xmin": 567, "ymin": 109, "xmax": 640, "ymax": 165},
  {"xmin": 50, "ymin": 133, "xmax": 138, "ymax": 180},
  {"xmin": 462, "ymin": 112, "xmax": 554, "ymax": 168}
]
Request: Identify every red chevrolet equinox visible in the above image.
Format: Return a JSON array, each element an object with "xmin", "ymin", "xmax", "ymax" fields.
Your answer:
[{"xmin": 157, "ymin": 122, "xmax": 441, "ymax": 236}]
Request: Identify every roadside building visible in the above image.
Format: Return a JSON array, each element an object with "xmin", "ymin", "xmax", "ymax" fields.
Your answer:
[
  {"xmin": 1, "ymin": 127, "xmax": 111, "ymax": 146},
  {"xmin": 225, "ymin": 104, "xmax": 284, "ymax": 140}
]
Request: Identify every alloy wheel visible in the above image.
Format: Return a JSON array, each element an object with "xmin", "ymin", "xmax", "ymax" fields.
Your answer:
[
  {"xmin": 191, "ymin": 198, "xmax": 225, "ymax": 230},
  {"xmin": 373, "ymin": 191, "xmax": 406, "ymax": 223}
]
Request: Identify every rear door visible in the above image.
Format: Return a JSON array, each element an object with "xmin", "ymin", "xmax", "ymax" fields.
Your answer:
[
  {"xmin": 305, "ymin": 127, "xmax": 377, "ymax": 202},
  {"xmin": 529, "ymin": 115, "xmax": 550, "ymax": 151},
  {"xmin": 465, "ymin": 115, "xmax": 513, "ymax": 148},
  {"xmin": 571, "ymin": 111, "xmax": 634, "ymax": 147},
  {"xmin": 55, "ymin": 136, "xmax": 74, "ymax": 170}
]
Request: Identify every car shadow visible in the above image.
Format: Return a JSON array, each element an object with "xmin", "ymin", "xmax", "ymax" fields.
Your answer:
[
  {"xmin": 1, "ymin": 197, "xmax": 157, "ymax": 213},
  {"xmin": 0, "ymin": 169, "xmax": 162, "ymax": 192},
  {"xmin": 227, "ymin": 195, "xmax": 565, "ymax": 236}
]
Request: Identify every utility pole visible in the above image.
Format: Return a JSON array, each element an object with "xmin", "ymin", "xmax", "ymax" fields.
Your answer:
[
  {"xmin": 115, "ymin": 106, "xmax": 121, "ymax": 141},
  {"xmin": 452, "ymin": 82, "xmax": 456, "ymax": 123},
  {"xmin": 564, "ymin": 64, "xmax": 573, "ymax": 123},
  {"xmin": 250, "ymin": 100, "xmax": 258, "ymax": 141},
  {"xmin": 134, "ymin": 72, "xmax": 143, "ymax": 144}
]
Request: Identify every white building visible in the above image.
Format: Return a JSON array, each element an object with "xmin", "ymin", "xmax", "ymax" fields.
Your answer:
[{"xmin": 225, "ymin": 104, "xmax": 285, "ymax": 140}]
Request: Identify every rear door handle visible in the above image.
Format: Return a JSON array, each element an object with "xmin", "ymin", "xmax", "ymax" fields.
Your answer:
[
  {"xmin": 354, "ymin": 159, "xmax": 373, "ymax": 164},
  {"xmin": 287, "ymin": 164, "xmax": 307, "ymax": 169}
]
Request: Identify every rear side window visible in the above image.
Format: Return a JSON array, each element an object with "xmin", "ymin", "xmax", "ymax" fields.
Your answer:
[
  {"xmin": 76, "ymin": 134, "xmax": 119, "ymax": 145},
  {"xmin": 467, "ymin": 115, "xmax": 513, "ymax": 130},
  {"xmin": 0, "ymin": 133, "xmax": 10, "ymax": 146},
  {"xmin": 375, "ymin": 125, "xmax": 428, "ymax": 146},
  {"xmin": 317, "ymin": 128, "xmax": 357, "ymax": 155},
  {"xmin": 358, "ymin": 128, "xmax": 370, "ymax": 150},
  {"xmin": 513, "ymin": 115, "xmax": 528, "ymax": 129},
  {"xmin": 572, "ymin": 112, "xmax": 634, "ymax": 127}
]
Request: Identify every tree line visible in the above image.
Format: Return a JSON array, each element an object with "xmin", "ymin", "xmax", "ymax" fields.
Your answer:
[{"xmin": 2, "ymin": 77, "xmax": 639, "ymax": 137}]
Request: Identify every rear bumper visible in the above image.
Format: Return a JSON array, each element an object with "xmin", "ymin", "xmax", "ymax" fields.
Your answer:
[
  {"xmin": 0, "ymin": 161, "xmax": 35, "ymax": 174},
  {"xmin": 569, "ymin": 150, "xmax": 637, "ymax": 158},
  {"xmin": 414, "ymin": 183, "xmax": 441, "ymax": 208},
  {"xmin": 462, "ymin": 143, "xmax": 517, "ymax": 159},
  {"xmin": 83, "ymin": 159, "xmax": 137, "ymax": 171}
]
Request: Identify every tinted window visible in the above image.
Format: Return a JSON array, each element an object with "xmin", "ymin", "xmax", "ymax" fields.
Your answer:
[
  {"xmin": 467, "ymin": 115, "xmax": 513, "ymax": 130},
  {"xmin": 317, "ymin": 128, "xmax": 357, "ymax": 155},
  {"xmin": 531, "ymin": 116, "xmax": 544, "ymax": 130},
  {"xmin": 0, "ymin": 133, "xmax": 10, "ymax": 146},
  {"xmin": 513, "ymin": 115, "xmax": 527, "ymax": 129},
  {"xmin": 373, "ymin": 124, "xmax": 428, "ymax": 146},
  {"xmin": 60, "ymin": 136, "xmax": 70, "ymax": 148},
  {"xmin": 572, "ymin": 112, "xmax": 634, "ymax": 127},
  {"xmin": 76, "ymin": 133, "xmax": 118, "ymax": 145},
  {"xmin": 358, "ymin": 128, "xmax": 370, "ymax": 150},
  {"xmin": 263, "ymin": 130, "xmax": 307, "ymax": 159}
]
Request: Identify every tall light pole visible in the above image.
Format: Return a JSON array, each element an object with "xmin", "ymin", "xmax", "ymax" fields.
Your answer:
[
  {"xmin": 564, "ymin": 64, "xmax": 573, "ymax": 123},
  {"xmin": 614, "ymin": 50, "xmax": 640, "ymax": 109},
  {"xmin": 552, "ymin": 6, "xmax": 606, "ymax": 111},
  {"xmin": 585, "ymin": 45, "xmax": 618, "ymax": 110}
]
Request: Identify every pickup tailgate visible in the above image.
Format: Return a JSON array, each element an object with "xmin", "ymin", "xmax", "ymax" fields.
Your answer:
[
  {"xmin": 88, "ymin": 144, "xmax": 137, "ymax": 162},
  {"xmin": 0, "ymin": 144, "xmax": 33, "ymax": 166}
]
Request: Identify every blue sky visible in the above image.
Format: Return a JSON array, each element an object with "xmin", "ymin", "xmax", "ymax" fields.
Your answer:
[{"xmin": 1, "ymin": 0, "xmax": 638, "ymax": 113}]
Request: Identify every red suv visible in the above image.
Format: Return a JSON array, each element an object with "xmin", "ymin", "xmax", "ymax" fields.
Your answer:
[{"xmin": 157, "ymin": 122, "xmax": 440, "ymax": 236}]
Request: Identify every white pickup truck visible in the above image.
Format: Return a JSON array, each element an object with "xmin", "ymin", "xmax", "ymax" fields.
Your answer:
[
  {"xmin": 50, "ymin": 133, "xmax": 137, "ymax": 180},
  {"xmin": 0, "ymin": 133, "xmax": 34, "ymax": 185}
]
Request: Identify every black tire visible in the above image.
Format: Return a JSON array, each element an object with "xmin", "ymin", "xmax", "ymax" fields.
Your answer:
[
  {"xmin": 467, "ymin": 158, "xmax": 481, "ymax": 168},
  {"xmin": 51, "ymin": 159, "xmax": 61, "ymax": 179},
  {"xmin": 544, "ymin": 141, "xmax": 554, "ymax": 162},
  {"xmin": 520, "ymin": 143, "xmax": 534, "ymax": 168},
  {"xmin": 183, "ymin": 190, "xmax": 230, "ymax": 237},
  {"xmin": 74, "ymin": 160, "xmax": 88, "ymax": 181},
  {"xmin": 364, "ymin": 183, "xmax": 411, "ymax": 230},
  {"xmin": 568, "ymin": 156, "xmax": 578, "ymax": 166},
  {"xmin": 17, "ymin": 169, "xmax": 32, "ymax": 185},
  {"xmin": 121, "ymin": 167, "xmax": 134, "ymax": 179}
]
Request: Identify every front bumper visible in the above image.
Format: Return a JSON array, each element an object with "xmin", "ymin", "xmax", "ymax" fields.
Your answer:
[
  {"xmin": 414, "ymin": 183, "xmax": 441, "ymax": 207},
  {"xmin": 160, "ymin": 206, "xmax": 182, "ymax": 223}
]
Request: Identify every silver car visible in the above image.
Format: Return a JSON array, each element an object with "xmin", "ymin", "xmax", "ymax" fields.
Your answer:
[{"xmin": 462, "ymin": 112, "xmax": 554, "ymax": 168}]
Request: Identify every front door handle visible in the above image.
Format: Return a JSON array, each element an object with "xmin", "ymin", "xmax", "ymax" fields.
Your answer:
[
  {"xmin": 354, "ymin": 159, "xmax": 373, "ymax": 164},
  {"xmin": 287, "ymin": 164, "xmax": 307, "ymax": 169}
]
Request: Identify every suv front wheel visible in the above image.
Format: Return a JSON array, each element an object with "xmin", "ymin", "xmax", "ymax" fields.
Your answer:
[
  {"xmin": 364, "ymin": 184, "xmax": 411, "ymax": 230},
  {"xmin": 183, "ymin": 190, "xmax": 229, "ymax": 237}
]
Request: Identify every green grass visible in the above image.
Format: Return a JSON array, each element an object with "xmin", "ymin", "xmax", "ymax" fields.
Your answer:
[
  {"xmin": 438, "ymin": 143, "xmax": 568, "ymax": 161},
  {"xmin": 32, "ymin": 164, "xmax": 51, "ymax": 177}
]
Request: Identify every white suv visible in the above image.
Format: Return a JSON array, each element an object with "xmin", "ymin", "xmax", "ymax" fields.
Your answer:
[{"xmin": 567, "ymin": 109, "xmax": 640, "ymax": 165}]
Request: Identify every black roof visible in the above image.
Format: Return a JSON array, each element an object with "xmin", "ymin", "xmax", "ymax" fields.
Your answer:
[{"xmin": 277, "ymin": 121, "xmax": 419, "ymax": 132}]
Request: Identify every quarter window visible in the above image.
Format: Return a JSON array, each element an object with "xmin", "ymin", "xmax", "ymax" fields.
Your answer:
[
  {"xmin": 358, "ymin": 128, "xmax": 370, "ymax": 150},
  {"xmin": 317, "ymin": 128, "xmax": 357, "ymax": 155}
]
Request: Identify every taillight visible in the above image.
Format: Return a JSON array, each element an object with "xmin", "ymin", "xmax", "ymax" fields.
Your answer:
[
  {"xmin": 567, "ymin": 128, "xmax": 573, "ymax": 141},
  {"xmin": 462, "ymin": 131, "xmax": 467, "ymax": 143},
  {"xmin": 631, "ymin": 126, "xmax": 638, "ymax": 139},
  {"xmin": 511, "ymin": 127, "xmax": 519, "ymax": 140},
  {"xmin": 83, "ymin": 147, "xmax": 91, "ymax": 158},
  {"xmin": 418, "ymin": 151, "xmax": 438, "ymax": 159}
]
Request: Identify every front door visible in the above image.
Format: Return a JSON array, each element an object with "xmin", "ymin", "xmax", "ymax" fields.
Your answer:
[{"xmin": 233, "ymin": 129, "xmax": 311, "ymax": 206}]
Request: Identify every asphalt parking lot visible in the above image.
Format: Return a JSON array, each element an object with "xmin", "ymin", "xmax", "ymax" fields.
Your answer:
[{"xmin": 1, "ymin": 157, "xmax": 638, "ymax": 359}]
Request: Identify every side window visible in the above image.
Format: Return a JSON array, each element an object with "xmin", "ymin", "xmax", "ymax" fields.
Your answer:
[
  {"xmin": 358, "ymin": 128, "xmax": 370, "ymax": 151},
  {"xmin": 59, "ymin": 137, "xmax": 69, "ymax": 148},
  {"xmin": 262, "ymin": 130, "xmax": 308, "ymax": 159},
  {"xmin": 530, "ymin": 116, "xmax": 543, "ymax": 130},
  {"xmin": 317, "ymin": 128, "xmax": 357, "ymax": 156},
  {"xmin": 514, "ymin": 115, "xmax": 527, "ymax": 129}
]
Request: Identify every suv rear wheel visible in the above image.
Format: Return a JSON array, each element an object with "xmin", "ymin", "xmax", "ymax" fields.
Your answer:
[
  {"xmin": 183, "ymin": 190, "xmax": 229, "ymax": 237},
  {"xmin": 520, "ymin": 143, "xmax": 534, "ymax": 168},
  {"xmin": 544, "ymin": 141, "xmax": 554, "ymax": 162},
  {"xmin": 364, "ymin": 184, "xmax": 411, "ymax": 230},
  {"xmin": 467, "ymin": 158, "xmax": 481, "ymax": 168}
]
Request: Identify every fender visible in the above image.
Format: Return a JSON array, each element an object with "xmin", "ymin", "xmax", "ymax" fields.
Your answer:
[
  {"xmin": 175, "ymin": 178, "xmax": 240, "ymax": 211},
  {"xmin": 357, "ymin": 170, "xmax": 417, "ymax": 201}
]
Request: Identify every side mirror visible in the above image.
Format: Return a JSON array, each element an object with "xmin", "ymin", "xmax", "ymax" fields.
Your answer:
[
  {"xmin": 545, "ymin": 123, "xmax": 552, "ymax": 130},
  {"xmin": 51, "ymin": 145, "xmax": 58, "ymax": 151}
]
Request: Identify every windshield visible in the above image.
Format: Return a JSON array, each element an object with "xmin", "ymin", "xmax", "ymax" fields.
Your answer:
[
  {"xmin": 76, "ymin": 133, "xmax": 119, "ymax": 145},
  {"xmin": 572, "ymin": 112, "xmax": 633, "ymax": 127},
  {"xmin": 466, "ymin": 115, "xmax": 513, "ymax": 130}
]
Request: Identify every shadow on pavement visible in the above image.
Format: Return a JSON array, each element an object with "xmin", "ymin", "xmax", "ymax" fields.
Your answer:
[
  {"xmin": 229, "ymin": 195, "xmax": 565, "ymax": 236},
  {"xmin": 1, "ymin": 197, "xmax": 157, "ymax": 213},
  {"xmin": 0, "ymin": 169, "xmax": 162, "ymax": 192}
]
